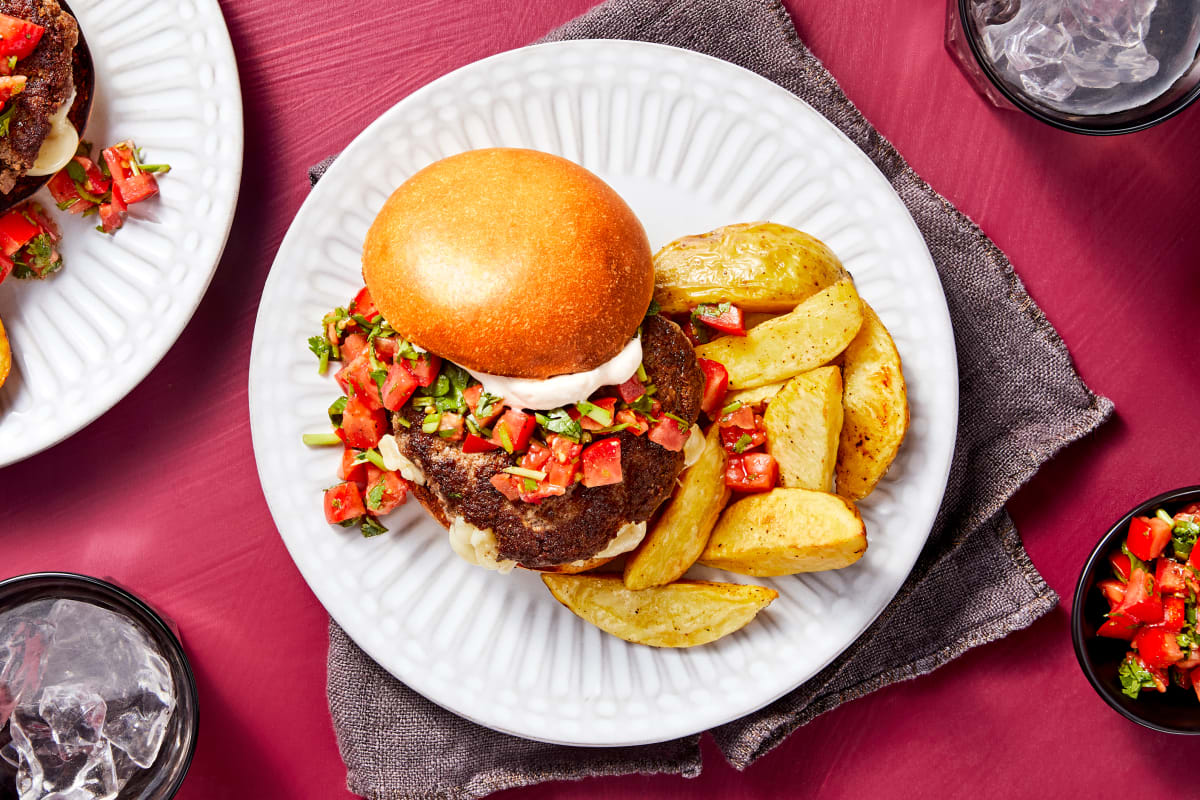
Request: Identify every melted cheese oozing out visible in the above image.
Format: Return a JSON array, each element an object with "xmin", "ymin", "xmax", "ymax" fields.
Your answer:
[
  {"xmin": 593, "ymin": 521, "xmax": 647, "ymax": 560},
  {"xmin": 28, "ymin": 95, "xmax": 78, "ymax": 177},
  {"xmin": 377, "ymin": 434, "xmax": 425, "ymax": 485},
  {"xmin": 448, "ymin": 517, "xmax": 517, "ymax": 573},
  {"xmin": 682, "ymin": 425, "xmax": 705, "ymax": 469},
  {"xmin": 465, "ymin": 337, "xmax": 642, "ymax": 412}
]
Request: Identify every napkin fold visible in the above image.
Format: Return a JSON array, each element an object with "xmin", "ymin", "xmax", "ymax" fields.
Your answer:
[{"xmin": 312, "ymin": 0, "xmax": 1114, "ymax": 796}]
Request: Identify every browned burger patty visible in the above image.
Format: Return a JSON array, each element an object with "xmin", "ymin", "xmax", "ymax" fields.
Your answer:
[
  {"xmin": 0, "ymin": 0, "xmax": 77, "ymax": 194},
  {"xmin": 395, "ymin": 314, "xmax": 703, "ymax": 568}
]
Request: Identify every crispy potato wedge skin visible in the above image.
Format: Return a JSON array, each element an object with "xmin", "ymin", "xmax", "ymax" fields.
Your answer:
[
  {"xmin": 542, "ymin": 574, "xmax": 777, "ymax": 648},
  {"xmin": 624, "ymin": 425, "xmax": 729, "ymax": 589},
  {"xmin": 0, "ymin": 316, "xmax": 9, "ymax": 390},
  {"xmin": 835, "ymin": 303, "xmax": 909, "ymax": 501},
  {"xmin": 764, "ymin": 367, "xmax": 844, "ymax": 492},
  {"xmin": 726, "ymin": 381, "xmax": 786, "ymax": 408},
  {"xmin": 699, "ymin": 488, "xmax": 865, "ymax": 576},
  {"xmin": 653, "ymin": 222, "xmax": 849, "ymax": 313},
  {"xmin": 694, "ymin": 280, "xmax": 863, "ymax": 389}
]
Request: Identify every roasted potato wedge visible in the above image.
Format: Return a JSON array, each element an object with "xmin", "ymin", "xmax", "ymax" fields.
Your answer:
[
  {"xmin": 624, "ymin": 425, "xmax": 729, "ymax": 590},
  {"xmin": 694, "ymin": 279, "xmax": 864, "ymax": 389},
  {"xmin": 726, "ymin": 381, "xmax": 786, "ymax": 408},
  {"xmin": 699, "ymin": 488, "xmax": 865, "ymax": 576},
  {"xmin": 763, "ymin": 366, "xmax": 844, "ymax": 491},
  {"xmin": 836, "ymin": 303, "xmax": 909, "ymax": 501},
  {"xmin": 542, "ymin": 573, "xmax": 777, "ymax": 648},
  {"xmin": 0, "ymin": 315, "xmax": 9, "ymax": 390},
  {"xmin": 653, "ymin": 222, "xmax": 849, "ymax": 313}
]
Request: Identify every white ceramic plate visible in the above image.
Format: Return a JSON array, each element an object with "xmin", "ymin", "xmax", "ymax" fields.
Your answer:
[
  {"xmin": 0, "ymin": 0, "xmax": 243, "ymax": 467},
  {"xmin": 250, "ymin": 40, "xmax": 958, "ymax": 746}
]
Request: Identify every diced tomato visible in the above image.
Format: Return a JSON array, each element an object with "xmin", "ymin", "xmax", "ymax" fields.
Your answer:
[
  {"xmin": 102, "ymin": 143, "xmax": 134, "ymax": 183},
  {"xmin": 1127, "ymin": 515, "xmax": 1172, "ymax": 561},
  {"xmin": 0, "ymin": 208, "xmax": 40, "ymax": 256},
  {"xmin": 341, "ymin": 333, "xmax": 368, "ymax": 364},
  {"xmin": 373, "ymin": 337, "xmax": 398, "ymax": 362},
  {"xmin": 340, "ymin": 396, "xmax": 387, "ymax": 449},
  {"xmin": 114, "ymin": 172, "xmax": 159, "ymax": 205},
  {"xmin": 492, "ymin": 409, "xmax": 536, "ymax": 453},
  {"xmin": 519, "ymin": 479, "xmax": 567, "ymax": 504},
  {"xmin": 1189, "ymin": 540, "xmax": 1200, "ymax": 572},
  {"xmin": 1096, "ymin": 614, "xmax": 1138, "ymax": 640},
  {"xmin": 1116, "ymin": 568, "xmax": 1163, "ymax": 624},
  {"xmin": 577, "ymin": 397, "xmax": 618, "ymax": 431},
  {"xmin": 0, "ymin": 252, "xmax": 11, "ymax": 284},
  {"xmin": 616, "ymin": 374, "xmax": 645, "ymax": 403},
  {"xmin": 1178, "ymin": 502, "xmax": 1200, "ymax": 516},
  {"xmin": 725, "ymin": 452, "xmax": 779, "ymax": 493},
  {"xmin": 337, "ymin": 448, "xmax": 367, "ymax": 488},
  {"xmin": 352, "ymin": 286, "xmax": 380, "ymax": 322},
  {"xmin": 487, "ymin": 473, "xmax": 520, "ymax": 501},
  {"xmin": 614, "ymin": 409, "xmax": 650, "ymax": 436},
  {"xmin": 1155, "ymin": 559, "xmax": 1190, "ymax": 596},
  {"xmin": 547, "ymin": 434, "xmax": 582, "ymax": 464},
  {"xmin": 1179, "ymin": 650, "xmax": 1200, "ymax": 670},
  {"xmin": 1134, "ymin": 627, "xmax": 1184, "ymax": 669},
  {"xmin": 0, "ymin": 16, "xmax": 43, "ymax": 61},
  {"xmin": 681, "ymin": 317, "xmax": 710, "ymax": 347},
  {"xmin": 520, "ymin": 441, "xmax": 551, "ymax": 471},
  {"xmin": 648, "ymin": 416, "xmax": 690, "ymax": 452},
  {"xmin": 381, "ymin": 361, "xmax": 418, "ymax": 411},
  {"xmin": 1097, "ymin": 579, "xmax": 1126, "ymax": 611},
  {"xmin": 324, "ymin": 482, "xmax": 365, "ymax": 524},
  {"xmin": 436, "ymin": 413, "xmax": 464, "ymax": 442},
  {"xmin": 718, "ymin": 405, "xmax": 756, "ymax": 430},
  {"xmin": 1109, "ymin": 552, "xmax": 1132, "ymax": 582},
  {"xmin": 335, "ymin": 351, "xmax": 384, "ymax": 411},
  {"xmin": 47, "ymin": 171, "xmax": 91, "ymax": 214},
  {"xmin": 720, "ymin": 421, "xmax": 766, "ymax": 454},
  {"xmin": 97, "ymin": 202, "xmax": 126, "ymax": 234},
  {"xmin": 693, "ymin": 303, "xmax": 746, "ymax": 336},
  {"xmin": 547, "ymin": 459, "xmax": 579, "ymax": 488},
  {"xmin": 363, "ymin": 465, "xmax": 407, "ymax": 515},
  {"xmin": 1144, "ymin": 659, "xmax": 1170, "ymax": 692},
  {"xmin": 463, "ymin": 384, "xmax": 505, "ymax": 427},
  {"xmin": 71, "ymin": 156, "xmax": 110, "ymax": 195},
  {"xmin": 0, "ymin": 75, "xmax": 24, "ymax": 111},
  {"xmin": 581, "ymin": 438, "xmax": 622, "ymax": 487},
  {"xmin": 406, "ymin": 352, "xmax": 441, "ymax": 387},
  {"xmin": 1151, "ymin": 595, "xmax": 1187, "ymax": 633},
  {"xmin": 697, "ymin": 358, "xmax": 729, "ymax": 416},
  {"xmin": 463, "ymin": 433, "xmax": 500, "ymax": 453}
]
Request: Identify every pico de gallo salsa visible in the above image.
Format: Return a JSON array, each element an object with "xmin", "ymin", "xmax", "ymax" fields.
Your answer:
[
  {"xmin": 1095, "ymin": 502, "xmax": 1200, "ymax": 700},
  {"xmin": 0, "ymin": 201, "xmax": 59, "ymax": 284},
  {"xmin": 305, "ymin": 288, "xmax": 709, "ymax": 536},
  {"xmin": 48, "ymin": 141, "xmax": 170, "ymax": 234},
  {"xmin": 0, "ymin": 12, "xmax": 46, "ymax": 130}
]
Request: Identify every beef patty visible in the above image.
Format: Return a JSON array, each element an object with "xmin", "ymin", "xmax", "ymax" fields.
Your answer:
[
  {"xmin": 0, "ymin": 0, "xmax": 77, "ymax": 194},
  {"xmin": 395, "ymin": 314, "xmax": 703, "ymax": 568}
]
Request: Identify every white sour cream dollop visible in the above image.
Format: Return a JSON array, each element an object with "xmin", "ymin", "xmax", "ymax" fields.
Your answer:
[{"xmin": 465, "ymin": 337, "xmax": 642, "ymax": 411}]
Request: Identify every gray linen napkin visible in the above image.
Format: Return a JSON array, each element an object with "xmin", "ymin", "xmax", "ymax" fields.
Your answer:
[{"xmin": 312, "ymin": 0, "xmax": 1114, "ymax": 795}]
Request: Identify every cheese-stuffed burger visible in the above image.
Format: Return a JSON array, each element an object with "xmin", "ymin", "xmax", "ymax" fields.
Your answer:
[{"xmin": 358, "ymin": 148, "xmax": 703, "ymax": 572}]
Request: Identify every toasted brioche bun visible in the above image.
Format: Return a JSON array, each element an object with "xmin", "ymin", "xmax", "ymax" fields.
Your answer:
[{"xmin": 362, "ymin": 148, "xmax": 653, "ymax": 379}]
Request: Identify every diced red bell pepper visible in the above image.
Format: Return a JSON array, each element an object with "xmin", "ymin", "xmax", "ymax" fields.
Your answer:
[
  {"xmin": 491, "ymin": 409, "xmax": 536, "ymax": 453},
  {"xmin": 697, "ymin": 358, "xmax": 729, "ymax": 416},
  {"xmin": 1096, "ymin": 614, "xmax": 1138, "ymax": 640},
  {"xmin": 581, "ymin": 438, "xmax": 622, "ymax": 487},
  {"xmin": 0, "ymin": 15, "xmax": 44, "ymax": 61},
  {"xmin": 337, "ymin": 448, "xmax": 367, "ymax": 488},
  {"xmin": 352, "ymin": 286, "xmax": 380, "ymax": 322},
  {"xmin": 648, "ymin": 416, "xmax": 690, "ymax": 451},
  {"xmin": 616, "ymin": 374, "xmax": 645, "ymax": 403},
  {"xmin": 381, "ymin": 361, "xmax": 418, "ymax": 411},
  {"xmin": 463, "ymin": 384, "xmax": 505, "ymax": 427},
  {"xmin": 720, "ymin": 420, "xmax": 766, "ymax": 454},
  {"xmin": 614, "ymin": 409, "xmax": 650, "ymax": 436},
  {"xmin": 576, "ymin": 397, "xmax": 618, "ymax": 431},
  {"xmin": 1134, "ymin": 627, "xmax": 1184, "ymax": 669},
  {"xmin": 340, "ymin": 333, "xmax": 368, "ymax": 364},
  {"xmin": 0, "ymin": 209, "xmax": 40, "ymax": 256},
  {"xmin": 406, "ymin": 352, "xmax": 441, "ymax": 387},
  {"xmin": 364, "ymin": 465, "xmax": 407, "ymax": 515},
  {"xmin": 48, "ymin": 171, "xmax": 92, "ymax": 214},
  {"xmin": 1109, "ymin": 552, "xmax": 1132, "ymax": 583},
  {"xmin": 437, "ymin": 413, "xmax": 465, "ymax": 442},
  {"xmin": 520, "ymin": 441, "xmax": 551, "ymax": 471},
  {"xmin": 547, "ymin": 434, "xmax": 582, "ymax": 464},
  {"xmin": 463, "ymin": 433, "xmax": 500, "ymax": 453},
  {"xmin": 1116, "ymin": 567, "xmax": 1163, "ymax": 625},
  {"xmin": 718, "ymin": 404, "xmax": 756, "ymax": 430},
  {"xmin": 340, "ymin": 396, "xmax": 387, "ymax": 449},
  {"xmin": 1097, "ymin": 579, "xmax": 1126, "ymax": 611},
  {"xmin": 1127, "ymin": 515, "xmax": 1172, "ymax": 561},
  {"xmin": 725, "ymin": 452, "xmax": 779, "ymax": 493},
  {"xmin": 489, "ymin": 473, "xmax": 522, "ymax": 501},
  {"xmin": 1151, "ymin": 595, "xmax": 1187, "ymax": 633},
  {"xmin": 324, "ymin": 482, "xmax": 365, "ymax": 524},
  {"xmin": 693, "ymin": 303, "xmax": 746, "ymax": 336},
  {"xmin": 335, "ymin": 351, "xmax": 384, "ymax": 411},
  {"xmin": 1155, "ymin": 559, "xmax": 1190, "ymax": 596}
]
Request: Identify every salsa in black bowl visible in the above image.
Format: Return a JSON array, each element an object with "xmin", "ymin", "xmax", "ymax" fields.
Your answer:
[{"xmin": 1072, "ymin": 486, "xmax": 1200, "ymax": 734}]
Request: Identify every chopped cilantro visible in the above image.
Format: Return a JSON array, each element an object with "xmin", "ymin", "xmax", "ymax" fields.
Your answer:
[
  {"xmin": 733, "ymin": 433, "xmax": 753, "ymax": 454},
  {"xmin": 1122, "ymin": 543, "xmax": 1146, "ymax": 575},
  {"xmin": 66, "ymin": 160, "xmax": 87, "ymax": 184},
  {"xmin": 360, "ymin": 516, "xmax": 388, "ymax": 537},
  {"xmin": 522, "ymin": 477, "xmax": 538, "ymax": 493},
  {"xmin": 308, "ymin": 335, "xmax": 333, "ymax": 374},
  {"xmin": 0, "ymin": 106, "xmax": 13, "ymax": 138},
  {"xmin": 535, "ymin": 408, "xmax": 582, "ymax": 441},
  {"xmin": 366, "ymin": 482, "xmax": 386, "ymax": 511},
  {"xmin": 327, "ymin": 396, "xmax": 348, "ymax": 427},
  {"xmin": 1117, "ymin": 655, "xmax": 1157, "ymax": 699},
  {"xmin": 1171, "ymin": 515, "xmax": 1200, "ymax": 560}
]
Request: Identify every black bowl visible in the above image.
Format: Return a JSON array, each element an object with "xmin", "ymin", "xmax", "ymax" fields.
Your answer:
[
  {"xmin": 1072, "ymin": 486, "xmax": 1200, "ymax": 733},
  {"xmin": 0, "ymin": 573, "xmax": 198, "ymax": 798}
]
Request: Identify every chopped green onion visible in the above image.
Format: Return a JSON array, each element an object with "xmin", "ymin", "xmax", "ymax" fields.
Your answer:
[
  {"xmin": 576, "ymin": 400, "xmax": 613, "ymax": 426},
  {"xmin": 663, "ymin": 411, "xmax": 690, "ymax": 431},
  {"xmin": 496, "ymin": 423, "xmax": 514, "ymax": 453},
  {"xmin": 396, "ymin": 416, "xmax": 412, "ymax": 428},
  {"xmin": 720, "ymin": 400, "xmax": 743, "ymax": 416},
  {"xmin": 301, "ymin": 432, "xmax": 341, "ymax": 447},
  {"xmin": 422, "ymin": 413, "xmax": 441, "ymax": 434},
  {"xmin": 733, "ymin": 433, "xmax": 753, "ymax": 454},
  {"xmin": 504, "ymin": 466, "xmax": 547, "ymax": 481},
  {"xmin": 138, "ymin": 164, "xmax": 172, "ymax": 174},
  {"xmin": 593, "ymin": 422, "xmax": 634, "ymax": 435},
  {"xmin": 1158, "ymin": 509, "xmax": 1175, "ymax": 525},
  {"xmin": 636, "ymin": 363, "xmax": 649, "ymax": 382},
  {"xmin": 522, "ymin": 477, "xmax": 538, "ymax": 492},
  {"xmin": 644, "ymin": 383, "xmax": 657, "ymax": 397},
  {"xmin": 360, "ymin": 449, "xmax": 387, "ymax": 470}
]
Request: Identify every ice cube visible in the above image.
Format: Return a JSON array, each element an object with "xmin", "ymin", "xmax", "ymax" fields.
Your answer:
[
  {"xmin": 1019, "ymin": 62, "xmax": 1078, "ymax": 102},
  {"xmin": 9, "ymin": 686, "xmax": 117, "ymax": 800},
  {"xmin": 1064, "ymin": 0, "xmax": 1157, "ymax": 47},
  {"xmin": 1065, "ymin": 37, "xmax": 1159, "ymax": 88},
  {"xmin": 0, "ymin": 601, "xmax": 56, "ymax": 728},
  {"xmin": 1006, "ymin": 21, "xmax": 1072, "ymax": 71}
]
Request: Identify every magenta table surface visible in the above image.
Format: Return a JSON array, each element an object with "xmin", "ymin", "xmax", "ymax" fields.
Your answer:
[{"xmin": 2, "ymin": 1, "xmax": 1198, "ymax": 797}]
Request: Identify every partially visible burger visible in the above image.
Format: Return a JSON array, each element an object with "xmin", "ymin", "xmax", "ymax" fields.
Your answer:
[
  {"xmin": 0, "ymin": 0, "xmax": 93, "ymax": 212},
  {"xmin": 358, "ymin": 148, "xmax": 704, "ymax": 571}
]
